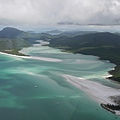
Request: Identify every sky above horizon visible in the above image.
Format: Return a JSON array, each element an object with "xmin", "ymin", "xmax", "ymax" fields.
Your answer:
[{"xmin": 0, "ymin": 0, "xmax": 120, "ymax": 26}]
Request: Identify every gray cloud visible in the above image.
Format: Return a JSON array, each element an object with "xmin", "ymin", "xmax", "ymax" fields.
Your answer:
[{"xmin": 0, "ymin": 0, "xmax": 120, "ymax": 26}]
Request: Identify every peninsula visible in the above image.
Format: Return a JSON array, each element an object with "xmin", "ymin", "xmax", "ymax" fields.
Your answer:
[{"xmin": 49, "ymin": 32, "xmax": 120, "ymax": 114}]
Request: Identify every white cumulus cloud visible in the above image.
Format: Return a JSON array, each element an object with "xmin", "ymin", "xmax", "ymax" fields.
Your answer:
[{"xmin": 0, "ymin": 0, "xmax": 120, "ymax": 25}]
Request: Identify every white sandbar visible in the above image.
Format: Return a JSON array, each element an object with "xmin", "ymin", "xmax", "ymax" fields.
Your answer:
[{"xmin": 63, "ymin": 74, "xmax": 120, "ymax": 115}]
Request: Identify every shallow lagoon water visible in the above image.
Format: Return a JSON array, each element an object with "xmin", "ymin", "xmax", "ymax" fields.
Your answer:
[{"xmin": 0, "ymin": 44, "xmax": 120, "ymax": 120}]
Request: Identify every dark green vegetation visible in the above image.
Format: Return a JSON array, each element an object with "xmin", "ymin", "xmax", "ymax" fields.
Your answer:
[
  {"xmin": 0, "ymin": 27, "xmax": 52, "ymax": 55},
  {"xmin": 101, "ymin": 104, "xmax": 117, "ymax": 114},
  {"xmin": 0, "ymin": 27, "xmax": 29, "ymax": 51},
  {"xmin": 0, "ymin": 38, "xmax": 30, "ymax": 50},
  {"xmin": 49, "ymin": 32, "xmax": 120, "ymax": 82},
  {"xmin": 0, "ymin": 28, "xmax": 30, "ymax": 56},
  {"xmin": 105, "ymin": 104, "xmax": 120, "ymax": 110},
  {"xmin": 0, "ymin": 27, "xmax": 24, "ymax": 38}
]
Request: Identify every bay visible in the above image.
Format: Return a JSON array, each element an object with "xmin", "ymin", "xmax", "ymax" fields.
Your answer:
[{"xmin": 0, "ymin": 43, "xmax": 119, "ymax": 120}]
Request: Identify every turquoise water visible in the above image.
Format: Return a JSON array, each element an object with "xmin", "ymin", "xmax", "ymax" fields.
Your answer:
[{"xmin": 0, "ymin": 44, "xmax": 120, "ymax": 120}]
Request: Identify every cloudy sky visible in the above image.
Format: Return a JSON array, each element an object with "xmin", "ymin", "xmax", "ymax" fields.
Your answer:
[{"xmin": 0, "ymin": 0, "xmax": 120, "ymax": 26}]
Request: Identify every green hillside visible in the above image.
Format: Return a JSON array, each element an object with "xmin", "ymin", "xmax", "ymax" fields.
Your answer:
[
  {"xmin": 0, "ymin": 27, "xmax": 25, "ymax": 38},
  {"xmin": 0, "ymin": 27, "xmax": 31, "ymax": 55},
  {"xmin": 0, "ymin": 27, "xmax": 52, "ymax": 43},
  {"xmin": 0, "ymin": 38, "xmax": 30, "ymax": 50}
]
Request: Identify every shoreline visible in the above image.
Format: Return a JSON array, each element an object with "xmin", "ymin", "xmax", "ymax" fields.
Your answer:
[
  {"xmin": 101, "ymin": 103, "xmax": 116, "ymax": 114},
  {"xmin": 63, "ymin": 74, "xmax": 120, "ymax": 115},
  {"xmin": 54, "ymin": 46, "xmax": 120, "ymax": 83},
  {"xmin": 1, "ymin": 47, "xmax": 120, "ymax": 114},
  {"xmin": 0, "ymin": 51, "xmax": 62, "ymax": 62},
  {"xmin": 0, "ymin": 51, "xmax": 30, "ymax": 59},
  {"xmin": 104, "ymin": 74, "xmax": 113, "ymax": 79}
]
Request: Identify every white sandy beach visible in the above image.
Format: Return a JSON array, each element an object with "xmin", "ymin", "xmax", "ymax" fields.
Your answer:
[
  {"xmin": 63, "ymin": 74, "xmax": 120, "ymax": 114},
  {"xmin": 0, "ymin": 52, "xmax": 30, "ymax": 58},
  {"xmin": 0, "ymin": 52, "xmax": 62, "ymax": 62},
  {"xmin": 104, "ymin": 74, "xmax": 113, "ymax": 79},
  {"xmin": 30, "ymin": 56, "xmax": 63, "ymax": 62}
]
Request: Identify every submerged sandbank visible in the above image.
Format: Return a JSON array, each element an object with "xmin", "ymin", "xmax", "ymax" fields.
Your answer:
[{"xmin": 63, "ymin": 74, "xmax": 120, "ymax": 115}]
